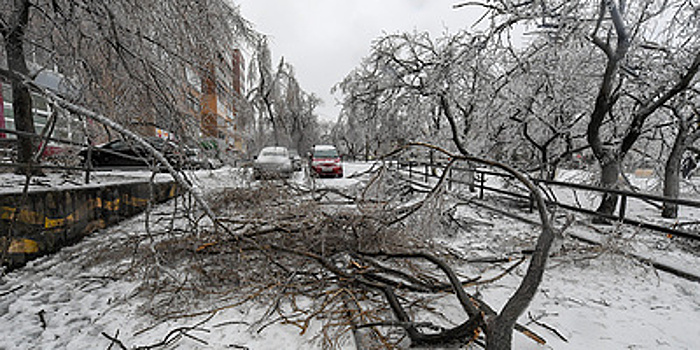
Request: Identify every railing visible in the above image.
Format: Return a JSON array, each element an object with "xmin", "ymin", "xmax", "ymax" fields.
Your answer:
[
  {"xmin": 0, "ymin": 127, "xmax": 90, "ymax": 175},
  {"xmin": 395, "ymin": 159, "xmax": 700, "ymax": 241},
  {"xmin": 0, "ymin": 127, "xmax": 206, "ymax": 184}
]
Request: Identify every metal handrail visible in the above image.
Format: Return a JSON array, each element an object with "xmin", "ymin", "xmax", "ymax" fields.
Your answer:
[
  {"xmin": 0, "ymin": 127, "xmax": 85, "ymax": 147},
  {"xmin": 397, "ymin": 159, "xmax": 700, "ymax": 241},
  {"xmin": 400, "ymin": 159, "xmax": 700, "ymax": 209}
]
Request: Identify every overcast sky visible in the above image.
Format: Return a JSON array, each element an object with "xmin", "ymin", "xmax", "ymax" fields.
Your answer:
[{"xmin": 234, "ymin": 0, "xmax": 485, "ymax": 122}]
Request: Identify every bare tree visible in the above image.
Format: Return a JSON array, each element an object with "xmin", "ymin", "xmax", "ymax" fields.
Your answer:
[
  {"xmin": 335, "ymin": 31, "xmax": 504, "ymax": 158},
  {"xmin": 274, "ymin": 61, "xmax": 321, "ymax": 152},
  {"xmin": 335, "ymin": 28, "xmax": 569, "ymax": 349},
  {"xmin": 245, "ymin": 39, "xmax": 321, "ymax": 154},
  {"xmin": 1, "ymin": 0, "xmax": 258, "ymax": 167},
  {"xmin": 500, "ymin": 37, "xmax": 595, "ymax": 179},
  {"xmin": 460, "ymin": 0, "xmax": 700, "ymax": 217},
  {"xmin": 662, "ymin": 94, "xmax": 700, "ymax": 218},
  {"xmin": 1, "ymin": 0, "xmax": 39, "ymax": 175}
]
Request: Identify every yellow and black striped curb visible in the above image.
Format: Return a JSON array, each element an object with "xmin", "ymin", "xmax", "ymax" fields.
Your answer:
[{"xmin": 1, "ymin": 181, "xmax": 179, "ymax": 269}]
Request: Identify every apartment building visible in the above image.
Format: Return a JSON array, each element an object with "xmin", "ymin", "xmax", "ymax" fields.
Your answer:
[
  {"xmin": 0, "ymin": 70, "xmax": 81, "ymax": 143},
  {"xmin": 193, "ymin": 48, "xmax": 245, "ymax": 155}
]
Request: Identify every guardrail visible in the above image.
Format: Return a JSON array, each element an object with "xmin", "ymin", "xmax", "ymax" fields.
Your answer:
[
  {"xmin": 0, "ymin": 126, "xmax": 111, "ymax": 185},
  {"xmin": 395, "ymin": 159, "xmax": 700, "ymax": 241},
  {"xmin": 0, "ymin": 127, "xmax": 211, "ymax": 181}
]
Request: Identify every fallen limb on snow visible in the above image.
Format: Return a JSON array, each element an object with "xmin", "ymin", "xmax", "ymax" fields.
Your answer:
[{"xmin": 40, "ymin": 88, "xmax": 221, "ymax": 232}]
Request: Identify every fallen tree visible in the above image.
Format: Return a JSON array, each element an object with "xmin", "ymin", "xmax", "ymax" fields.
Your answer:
[{"xmin": 86, "ymin": 142, "xmax": 568, "ymax": 350}]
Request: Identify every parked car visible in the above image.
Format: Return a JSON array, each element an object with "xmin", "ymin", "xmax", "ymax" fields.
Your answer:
[
  {"xmin": 253, "ymin": 146, "xmax": 293, "ymax": 180},
  {"xmin": 309, "ymin": 145, "xmax": 343, "ymax": 178},
  {"xmin": 79, "ymin": 137, "xmax": 186, "ymax": 169},
  {"xmin": 289, "ymin": 149, "xmax": 302, "ymax": 172}
]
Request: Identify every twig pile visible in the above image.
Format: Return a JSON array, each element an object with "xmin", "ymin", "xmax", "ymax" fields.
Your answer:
[{"xmin": 94, "ymin": 166, "xmax": 548, "ymax": 349}]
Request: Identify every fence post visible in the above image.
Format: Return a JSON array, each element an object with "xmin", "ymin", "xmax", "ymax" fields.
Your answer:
[
  {"xmin": 424, "ymin": 163, "xmax": 429, "ymax": 182},
  {"xmin": 448, "ymin": 167, "xmax": 452, "ymax": 190},
  {"xmin": 84, "ymin": 147, "xmax": 93, "ymax": 184},
  {"xmin": 619, "ymin": 194, "xmax": 627, "ymax": 219},
  {"xmin": 479, "ymin": 173, "xmax": 485, "ymax": 199},
  {"xmin": 409, "ymin": 162, "xmax": 412, "ymax": 178},
  {"xmin": 468, "ymin": 166, "xmax": 476, "ymax": 192}
]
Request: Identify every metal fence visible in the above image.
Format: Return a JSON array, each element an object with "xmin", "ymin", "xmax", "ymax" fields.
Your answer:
[
  {"xmin": 396, "ymin": 159, "xmax": 700, "ymax": 241},
  {"xmin": 0, "ymin": 127, "xmax": 88, "ymax": 173},
  {"xmin": 0, "ymin": 126, "xmax": 212, "ymax": 184}
]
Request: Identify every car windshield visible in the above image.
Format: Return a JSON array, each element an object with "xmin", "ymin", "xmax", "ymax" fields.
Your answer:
[
  {"xmin": 260, "ymin": 149, "xmax": 287, "ymax": 157},
  {"xmin": 105, "ymin": 140, "xmax": 138, "ymax": 151},
  {"xmin": 313, "ymin": 149, "xmax": 338, "ymax": 158},
  {"xmin": 148, "ymin": 138, "xmax": 177, "ymax": 150}
]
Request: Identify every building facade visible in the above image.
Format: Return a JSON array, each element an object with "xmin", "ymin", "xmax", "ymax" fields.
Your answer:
[
  {"xmin": 0, "ymin": 71, "xmax": 81, "ymax": 144},
  {"xmin": 196, "ymin": 48, "xmax": 245, "ymax": 155}
]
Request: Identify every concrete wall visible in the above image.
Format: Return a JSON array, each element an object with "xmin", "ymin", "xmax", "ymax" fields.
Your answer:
[{"xmin": 1, "ymin": 180, "xmax": 179, "ymax": 270}]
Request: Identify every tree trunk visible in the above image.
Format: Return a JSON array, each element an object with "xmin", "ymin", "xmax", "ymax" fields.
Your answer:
[
  {"xmin": 595, "ymin": 158, "xmax": 620, "ymax": 217},
  {"xmin": 5, "ymin": 0, "xmax": 40, "ymax": 175},
  {"xmin": 542, "ymin": 149, "xmax": 558, "ymax": 181},
  {"xmin": 485, "ymin": 317, "xmax": 513, "ymax": 350},
  {"xmin": 662, "ymin": 124, "xmax": 687, "ymax": 218},
  {"xmin": 662, "ymin": 157, "xmax": 682, "ymax": 218}
]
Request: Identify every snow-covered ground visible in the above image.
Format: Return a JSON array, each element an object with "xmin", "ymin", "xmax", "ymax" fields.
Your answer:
[
  {"xmin": 0, "ymin": 163, "xmax": 699, "ymax": 349},
  {"xmin": 445, "ymin": 200, "xmax": 700, "ymax": 349},
  {"xmin": 0, "ymin": 168, "xmax": 177, "ymax": 194}
]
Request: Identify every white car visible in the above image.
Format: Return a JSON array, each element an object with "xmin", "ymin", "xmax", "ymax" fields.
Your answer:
[{"xmin": 253, "ymin": 146, "xmax": 293, "ymax": 180}]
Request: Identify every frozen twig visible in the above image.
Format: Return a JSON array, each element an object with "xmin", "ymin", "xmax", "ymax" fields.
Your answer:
[
  {"xmin": 0, "ymin": 285, "xmax": 23, "ymax": 297},
  {"xmin": 101, "ymin": 330, "xmax": 128, "ymax": 350},
  {"xmin": 527, "ymin": 312, "xmax": 568, "ymax": 343}
]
